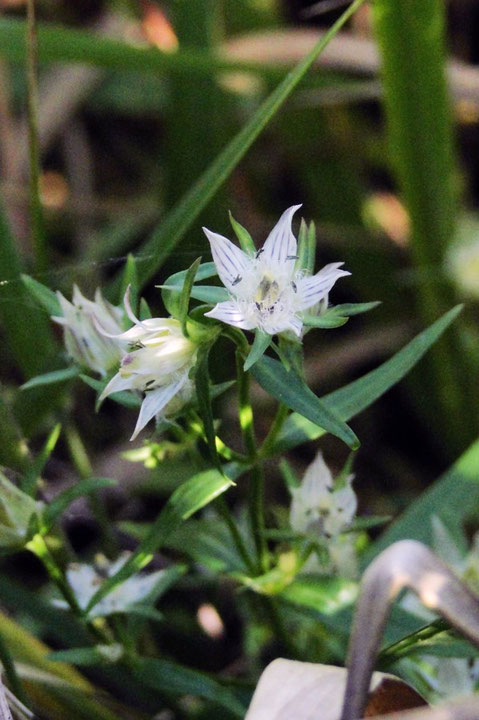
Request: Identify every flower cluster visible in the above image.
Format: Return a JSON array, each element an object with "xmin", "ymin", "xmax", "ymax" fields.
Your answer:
[{"xmin": 203, "ymin": 205, "xmax": 349, "ymax": 336}]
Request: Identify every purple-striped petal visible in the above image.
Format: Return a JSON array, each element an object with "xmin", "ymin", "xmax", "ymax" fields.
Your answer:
[
  {"xmin": 296, "ymin": 262, "xmax": 350, "ymax": 311},
  {"xmin": 203, "ymin": 228, "xmax": 252, "ymax": 292},
  {"xmin": 261, "ymin": 205, "xmax": 302, "ymax": 266},
  {"xmin": 204, "ymin": 301, "xmax": 256, "ymax": 330}
]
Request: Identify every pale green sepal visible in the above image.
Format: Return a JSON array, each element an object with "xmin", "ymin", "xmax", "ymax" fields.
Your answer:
[
  {"xmin": 178, "ymin": 257, "xmax": 202, "ymax": 334},
  {"xmin": 296, "ymin": 219, "xmax": 316, "ymax": 274},
  {"xmin": 302, "ymin": 313, "xmax": 349, "ymax": 329},
  {"xmin": 244, "ymin": 329, "xmax": 271, "ymax": 371},
  {"xmin": 229, "ymin": 212, "xmax": 256, "ymax": 256}
]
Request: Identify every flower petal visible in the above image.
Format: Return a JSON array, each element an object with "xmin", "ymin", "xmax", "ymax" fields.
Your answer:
[
  {"xmin": 261, "ymin": 205, "xmax": 302, "ymax": 266},
  {"xmin": 204, "ymin": 301, "xmax": 256, "ymax": 330},
  {"xmin": 287, "ymin": 315, "xmax": 303, "ymax": 337},
  {"xmin": 296, "ymin": 262, "xmax": 350, "ymax": 311},
  {"xmin": 203, "ymin": 228, "xmax": 252, "ymax": 292},
  {"xmin": 99, "ymin": 372, "xmax": 135, "ymax": 405},
  {"xmin": 130, "ymin": 376, "xmax": 187, "ymax": 441}
]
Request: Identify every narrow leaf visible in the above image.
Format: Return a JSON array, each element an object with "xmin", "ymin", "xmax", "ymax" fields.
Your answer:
[
  {"xmin": 86, "ymin": 469, "xmax": 233, "ymax": 613},
  {"xmin": 80, "ymin": 375, "xmax": 141, "ymax": 409},
  {"xmin": 133, "ymin": 657, "xmax": 245, "ymax": 717},
  {"xmin": 21, "ymin": 274, "xmax": 61, "ymax": 316},
  {"xmin": 333, "ymin": 301, "xmax": 381, "ymax": 316},
  {"xmin": 269, "ymin": 305, "xmax": 462, "ymax": 456},
  {"xmin": 119, "ymin": 254, "xmax": 138, "ymax": 308},
  {"xmin": 302, "ymin": 313, "xmax": 349, "ymax": 329},
  {"xmin": 160, "ymin": 284, "xmax": 229, "ymax": 305},
  {"xmin": 20, "ymin": 366, "xmax": 80, "ymax": 390},
  {"xmin": 194, "ymin": 345, "xmax": 222, "ymax": 470},
  {"xmin": 113, "ymin": 0, "xmax": 367, "ymax": 291},
  {"xmin": 251, "ymin": 357, "xmax": 360, "ymax": 450},
  {"xmin": 22, "ymin": 422, "xmax": 61, "ymax": 495},
  {"xmin": 179, "ymin": 256, "xmax": 201, "ymax": 333},
  {"xmin": 159, "ymin": 262, "xmax": 217, "ymax": 315},
  {"xmin": 43, "ymin": 477, "xmax": 117, "ymax": 532}
]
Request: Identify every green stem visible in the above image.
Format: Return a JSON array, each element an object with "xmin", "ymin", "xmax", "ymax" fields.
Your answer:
[
  {"xmin": 217, "ymin": 497, "xmax": 256, "ymax": 574},
  {"xmin": 0, "ymin": 630, "xmax": 29, "ymax": 706},
  {"xmin": 235, "ymin": 348, "xmax": 268, "ymax": 574},
  {"xmin": 26, "ymin": 0, "xmax": 46, "ymax": 272},
  {"xmin": 27, "ymin": 533, "xmax": 84, "ymax": 617},
  {"xmin": 259, "ymin": 403, "xmax": 289, "ymax": 459},
  {"xmin": 64, "ymin": 423, "xmax": 118, "ymax": 557}
]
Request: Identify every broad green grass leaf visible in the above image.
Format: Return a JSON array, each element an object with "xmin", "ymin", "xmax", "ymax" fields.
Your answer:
[
  {"xmin": 86, "ymin": 469, "xmax": 233, "ymax": 613},
  {"xmin": 43, "ymin": 478, "xmax": 117, "ymax": 532},
  {"xmin": 21, "ymin": 274, "xmax": 61, "ymax": 316},
  {"xmin": 372, "ymin": 0, "xmax": 472, "ymax": 450},
  {"xmin": 251, "ymin": 357, "xmax": 360, "ymax": 450},
  {"xmin": 366, "ymin": 438, "xmax": 479, "ymax": 562},
  {"xmin": 268, "ymin": 305, "xmax": 462, "ymax": 456},
  {"xmin": 132, "ymin": 657, "xmax": 246, "ymax": 717},
  {"xmin": 20, "ymin": 366, "xmax": 80, "ymax": 391},
  {"xmin": 114, "ymin": 0, "xmax": 366, "ymax": 291}
]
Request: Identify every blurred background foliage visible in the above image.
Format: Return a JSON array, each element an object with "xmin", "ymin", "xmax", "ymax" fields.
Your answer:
[{"xmin": 1, "ymin": 0, "xmax": 479, "ymax": 716}]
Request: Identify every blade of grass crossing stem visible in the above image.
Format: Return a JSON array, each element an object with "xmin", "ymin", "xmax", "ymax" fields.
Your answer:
[
  {"xmin": 110, "ymin": 0, "xmax": 366, "ymax": 292},
  {"xmin": 86, "ymin": 469, "xmax": 233, "ymax": 613},
  {"xmin": 372, "ymin": 0, "xmax": 475, "ymax": 449}
]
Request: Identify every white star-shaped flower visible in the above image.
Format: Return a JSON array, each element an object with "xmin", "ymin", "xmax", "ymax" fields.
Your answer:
[
  {"xmin": 98, "ymin": 290, "xmax": 197, "ymax": 441},
  {"xmin": 203, "ymin": 205, "xmax": 350, "ymax": 337}
]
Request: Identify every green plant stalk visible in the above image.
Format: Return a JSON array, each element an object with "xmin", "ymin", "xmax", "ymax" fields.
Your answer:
[
  {"xmin": 64, "ymin": 423, "xmax": 118, "ymax": 557},
  {"xmin": 235, "ymin": 348, "xmax": 268, "ymax": 574},
  {"xmin": 27, "ymin": 533, "xmax": 84, "ymax": 617},
  {"xmin": 26, "ymin": 0, "xmax": 46, "ymax": 273},
  {"xmin": 371, "ymin": 0, "xmax": 476, "ymax": 450},
  {"xmin": 0, "ymin": 629, "xmax": 29, "ymax": 707},
  {"xmin": 259, "ymin": 403, "xmax": 289, "ymax": 459}
]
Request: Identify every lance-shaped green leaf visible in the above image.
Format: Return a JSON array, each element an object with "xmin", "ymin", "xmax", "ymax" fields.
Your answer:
[
  {"xmin": 251, "ymin": 356, "xmax": 360, "ymax": 450},
  {"xmin": 21, "ymin": 274, "xmax": 61, "ymax": 316},
  {"xmin": 0, "ymin": 472, "xmax": 42, "ymax": 549},
  {"xmin": 244, "ymin": 330, "xmax": 272, "ymax": 371},
  {"xmin": 229, "ymin": 212, "xmax": 256, "ymax": 255},
  {"xmin": 178, "ymin": 256, "xmax": 201, "ymax": 334},
  {"xmin": 80, "ymin": 374, "xmax": 141, "ymax": 410},
  {"xmin": 22, "ymin": 423, "xmax": 61, "ymax": 495},
  {"xmin": 86, "ymin": 468, "xmax": 233, "ymax": 613},
  {"xmin": 110, "ymin": 0, "xmax": 367, "ymax": 291},
  {"xmin": 296, "ymin": 219, "xmax": 316, "ymax": 275},
  {"xmin": 132, "ymin": 657, "xmax": 246, "ymax": 717},
  {"xmin": 20, "ymin": 366, "xmax": 80, "ymax": 391},
  {"xmin": 159, "ymin": 261, "xmax": 218, "ymax": 315},
  {"xmin": 302, "ymin": 313, "xmax": 349, "ymax": 329},
  {"xmin": 333, "ymin": 301, "xmax": 381, "ymax": 316},
  {"xmin": 268, "ymin": 305, "xmax": 462, "ymax": 456}
]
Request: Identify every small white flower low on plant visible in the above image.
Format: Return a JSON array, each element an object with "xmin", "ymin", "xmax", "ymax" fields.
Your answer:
[
  {"xmin": 99, "ymin": 290, "xmax": 198, "ymax": 441},
  {"xmin": 290, "ymin": 452, "xmax": 357, "ymax": 538},
  {"xmin": 52, "ymin": 286, "xmax": 126, "ymax": 376},
  {"xmin": 53, "ymin": 553, "xmax": 167, "ymax": 618},
  {"xmin": 290, "ymin": 452, "xmax": 358, "ymax": 577},
  {"xmin": 203, "ymin": 205, "xmax": 349, "ymax": 336}
]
